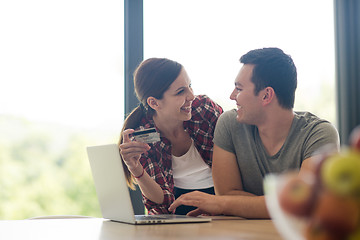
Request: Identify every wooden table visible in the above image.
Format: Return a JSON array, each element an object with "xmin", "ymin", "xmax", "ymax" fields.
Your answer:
[{"xmin": 0, "ymin": 217, "xmax": 284, "ymax": 240}]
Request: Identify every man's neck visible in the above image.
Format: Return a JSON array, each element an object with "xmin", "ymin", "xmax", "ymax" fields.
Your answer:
[{"xmin": 257, "ymin": 109, "xmax": 295, "ymax": 156}]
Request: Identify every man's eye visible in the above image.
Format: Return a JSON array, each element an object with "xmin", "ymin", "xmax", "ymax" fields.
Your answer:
[
  {"xmin": 236, "ymin": 88, "xmax": 242, "ymax": 92},
  {"xmin": 177, "ymin": 90, "xmax": 184, "ymax": 95}
]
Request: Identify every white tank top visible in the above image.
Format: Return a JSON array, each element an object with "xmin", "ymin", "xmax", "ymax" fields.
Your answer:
[{"xmin": 172, "ymin": 140, "xmax": 214, "ymax": 189}]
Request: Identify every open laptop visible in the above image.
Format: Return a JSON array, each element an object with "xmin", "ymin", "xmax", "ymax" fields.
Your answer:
[{"xmin": 86, "ymin": 144, "xmax": 211, "ymax": 224}]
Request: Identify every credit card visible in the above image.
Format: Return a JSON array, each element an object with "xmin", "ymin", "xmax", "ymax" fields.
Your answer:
[{"xmin": 131, "ymin": 128, "xmax": 160, "ymax": 144}]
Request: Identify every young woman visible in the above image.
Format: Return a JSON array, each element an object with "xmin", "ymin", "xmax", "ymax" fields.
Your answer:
[{"xmin": 119, "ymin": 58, "xmax": 223, "ymax": 215}]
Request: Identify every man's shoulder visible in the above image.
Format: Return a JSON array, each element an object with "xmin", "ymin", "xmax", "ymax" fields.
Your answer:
[
  {"xmin": 293, "ymin": 111, "xmax": 339, "ymax": 140},
  {"xmin": 216, "ymin": 109, "xmax": 254, "ymax": 132},
  {"xmin": 291, "ymin": 112, "xmax": 340, "ymax": 157},
  {"xmin": 294, "ymin": 111, "xmax": 334, "ymax": 127},
  {"xmin": 294, "ymin": 111, "xmax": 322, "ymax": 120},
  {"xmin": 219, "ymin": 109, "xmax": 238, "ymax": 120}
]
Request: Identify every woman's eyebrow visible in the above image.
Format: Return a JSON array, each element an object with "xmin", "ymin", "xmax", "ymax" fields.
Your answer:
[{"xmin": 175, "ymin": 86, "xmax": 186, "ymax": 92}]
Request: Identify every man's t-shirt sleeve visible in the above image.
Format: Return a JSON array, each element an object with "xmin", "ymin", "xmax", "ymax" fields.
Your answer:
[
  {"xmin": 213, "ymin": 110, "xmax": 236, "ymax": 154},
  {"xmin": 302, "ymin": 121, "xmax": 340, "ymax": 160}
]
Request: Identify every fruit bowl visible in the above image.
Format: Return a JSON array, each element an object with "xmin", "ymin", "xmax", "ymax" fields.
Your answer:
[
  {"xmin": 264, "ymin": 174, "xmax": 306, "ymax": 240},
  {"xmin": 264, "ymin": 125, "xmax": 360, "ymax": 240}
]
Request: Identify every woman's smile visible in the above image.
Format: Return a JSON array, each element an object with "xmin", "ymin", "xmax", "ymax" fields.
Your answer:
[{"xmin": 181, "ymin": 104, "xmax": 192, "ymax": 114}]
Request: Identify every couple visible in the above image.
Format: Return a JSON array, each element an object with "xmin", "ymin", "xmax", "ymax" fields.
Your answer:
[{"xmin": 118, "ymin": 47, "xmax": 339, "ymax": 218}]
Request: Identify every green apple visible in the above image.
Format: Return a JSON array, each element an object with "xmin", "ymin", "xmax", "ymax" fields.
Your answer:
[{"xmin": 321, "ymin": 150, "xmax": 360, "ymax": 197}]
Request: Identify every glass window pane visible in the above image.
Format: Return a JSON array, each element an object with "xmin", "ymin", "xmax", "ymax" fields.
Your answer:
[
  {"xmin": 144, "ymin": 0, "xmax": 336, "ymax": 125},
  {"xmin": 0, "ymin": 0, "xmax": 124, "ymax": 219}
]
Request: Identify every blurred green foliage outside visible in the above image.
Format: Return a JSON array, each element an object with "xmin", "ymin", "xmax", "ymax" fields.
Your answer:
[{"xmin": 0, "ymin": 115, "xmax": 119, "ymax": 220}]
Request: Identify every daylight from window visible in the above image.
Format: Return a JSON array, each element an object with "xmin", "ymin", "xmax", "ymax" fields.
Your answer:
[
  {"xmin": 0, "ymin": 0, "xmax": 123, "ymax": 219},
  {"xmin": 0, "ymin": 0, "xmax": 335, "ymax": 219},
  {"xmin": 144, "ymin": 0, "xmax": 336, "ymax": 124}
]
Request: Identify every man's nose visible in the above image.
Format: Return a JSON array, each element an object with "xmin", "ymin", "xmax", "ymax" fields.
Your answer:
[{"xmin": 230, "ymin": 89, "xmax": 237, "ymax": 100}]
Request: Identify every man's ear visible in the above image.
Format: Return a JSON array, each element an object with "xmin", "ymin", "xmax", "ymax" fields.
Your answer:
[
  {"xmin": 147, "ymin": 97, "xmax": 159, "ymax": 110},
  {"xmin": 262, "ymin": 87, "xmax": 275, "ymax": 105}
]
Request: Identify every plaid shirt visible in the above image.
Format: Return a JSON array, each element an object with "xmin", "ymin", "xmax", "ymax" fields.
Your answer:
[{"xmin": 136, "ymin": 95, "xmax": 223, "ymax": 214}]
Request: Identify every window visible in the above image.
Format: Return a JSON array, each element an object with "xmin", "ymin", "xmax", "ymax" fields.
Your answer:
[
  {"xmin": 0, "ymin": 0, "xmax": 124, "ymax": 219},
  {"xmin": 144, "ymin": 0, "xmax": 336, "ymax": 124}
]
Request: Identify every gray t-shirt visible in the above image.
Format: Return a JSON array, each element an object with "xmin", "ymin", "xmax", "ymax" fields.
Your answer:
[{"xmin": 213, "ymin": 110, "xmax": 339, "ymax": 196}]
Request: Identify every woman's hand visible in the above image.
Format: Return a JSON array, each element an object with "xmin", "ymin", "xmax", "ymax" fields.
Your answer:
[
  {"xmin": 119, "ymin": 129, "xmax": 150, "ymax": 174},
  {"xmin": 120, "ymin": 129, "xmax": 164, "ymax": 204}
]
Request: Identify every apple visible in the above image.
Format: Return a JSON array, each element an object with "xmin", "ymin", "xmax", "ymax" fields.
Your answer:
[
  {"xmin": 311, "ymin": 190, "xmax": 359, "ymax": 236},
  {"xmin": 348, "ymin": 226, "xmax": 360, "ymax": 240},
  {"xmin": 305, "ymin": 220, "xmax": 343, "ymax": 240},
  {"xmin": 321, "ymin": 150, "xmax": 360, "ymax": 197},
  {"xmin": 278, "ymin": 172, "xmax": 317, "ymax": 217},
  {"xmin": 350, "ymin": 125, "xmax": 360, "ymax": 151},
  {"xmin": 321, "ymin": 150, "xmax": 360, "ymax": 196},
  {"xmin": 273, "ymin": 126, "xmax": 360, "ymax": 240}
]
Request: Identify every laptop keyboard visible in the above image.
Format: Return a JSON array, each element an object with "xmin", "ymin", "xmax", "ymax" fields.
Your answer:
[{"xmin": 136, "ymin": 214, "xmax": 188, "ymax": 220}]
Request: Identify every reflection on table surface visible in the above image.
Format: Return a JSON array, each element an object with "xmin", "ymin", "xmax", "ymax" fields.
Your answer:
[{"xmin": 0, "ymin": 217, "xmax": 283, "ymax": 240}]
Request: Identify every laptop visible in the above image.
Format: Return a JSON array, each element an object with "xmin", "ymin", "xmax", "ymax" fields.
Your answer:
[{"xmin": 86, "ymin": 144, "xmax": 212, "ymax": 224}]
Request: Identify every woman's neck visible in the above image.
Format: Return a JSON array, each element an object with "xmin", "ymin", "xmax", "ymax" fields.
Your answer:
[{"xmin": 152, "ymin": 114, "xmax": 185, "ymax": 139}]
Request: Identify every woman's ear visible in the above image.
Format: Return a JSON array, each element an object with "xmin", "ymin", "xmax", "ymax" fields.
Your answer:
[{"xmin": 147, "ymin": 97, "xmax": 159, "ymax": 110}]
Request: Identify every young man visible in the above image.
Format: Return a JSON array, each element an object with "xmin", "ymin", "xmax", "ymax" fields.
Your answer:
[{"xmin": 168, "ymin": 47, "xmax": 339, "ymax": 218}]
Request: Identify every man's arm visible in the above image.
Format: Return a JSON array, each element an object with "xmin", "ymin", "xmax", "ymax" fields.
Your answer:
[
  {"xmin": 208, "ymin": 144, "xmax": 269, "ymax": 218},
  {"xmin": 222, "ymin": 156, "xmax": 323, "ymax": 218},
  {"xmin": 168, "ymin": 190, "xmax": 269, "ymax": 218},
  {"xmin": 170, "ymin": 144, "xmax": 316, "ymax": 218},
  {"xmin": 212, "ymin": 144, "xmax": 255, "ymax": 196}
]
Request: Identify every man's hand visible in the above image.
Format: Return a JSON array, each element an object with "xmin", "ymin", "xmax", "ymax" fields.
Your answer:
[{"xmin": 168, "ymin": 191, "xmax": 224, "ymax": 216}]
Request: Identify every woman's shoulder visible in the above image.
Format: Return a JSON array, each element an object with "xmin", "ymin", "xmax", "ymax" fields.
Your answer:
[
  {"xmin": 192, "ymin": 95, "xmax": 223, "ymax": 113},
  {"xmin": 190, "ymin": 95, "xmax": 223, "ymax": 122},
  {"xmin": 192, "ymin": 94, "xmax": 214, "ymax": 106},
  {"xmin": 137, "ymin": 112, "xmax": 156, "ymax": 130}
]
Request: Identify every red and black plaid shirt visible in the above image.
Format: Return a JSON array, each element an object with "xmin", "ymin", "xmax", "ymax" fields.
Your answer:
[{"xmin": 136, "ymin": 95, "xmax": 223, "ymax": 214}]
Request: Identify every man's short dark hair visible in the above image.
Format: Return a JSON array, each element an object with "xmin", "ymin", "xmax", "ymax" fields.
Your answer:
[{"xmin": 240, "ymin": 47, "xmax": 297, "ymax": 109}]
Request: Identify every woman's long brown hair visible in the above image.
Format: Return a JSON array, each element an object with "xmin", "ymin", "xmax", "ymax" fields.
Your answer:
[{"xmin": 119, "ymin": 58, "xmax": 182, "ymax": 189}]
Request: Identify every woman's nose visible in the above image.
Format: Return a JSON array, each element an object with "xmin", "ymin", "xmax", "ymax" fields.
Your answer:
[{"xmin": 187, "ymin": 88, "xmax": 195, "ymax": 101}]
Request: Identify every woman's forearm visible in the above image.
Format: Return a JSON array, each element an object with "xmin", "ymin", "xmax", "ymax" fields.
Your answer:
[{"xmin": 134, "ymin": 169, "xmax": 164, "ymax": 204}]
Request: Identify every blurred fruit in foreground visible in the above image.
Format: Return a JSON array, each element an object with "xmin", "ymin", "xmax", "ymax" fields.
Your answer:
[
  {"xmin": 312, "ymin": 190, "xmax": 359, "ymax": 235},
  {"xmin": 350, "ymin": 126, "xmax": 360, "ymax": 151},
  {"xmin": 348, "ymin": 226, "xmax": 360, "ymax": 240},
  {"xmin": 277, "ymin": 125, "xmax": 360, "ymax": 240},
  {"xmin": 278, "ymin": 172, "xmax": 316, "ymax": 217},
  {"xmin": 305, "ymin": 220, "xmax": 342, "ymax": 240},
  {"xmin": 322, "ymin": 150, "xmax": 360, "ymax": 197}
]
